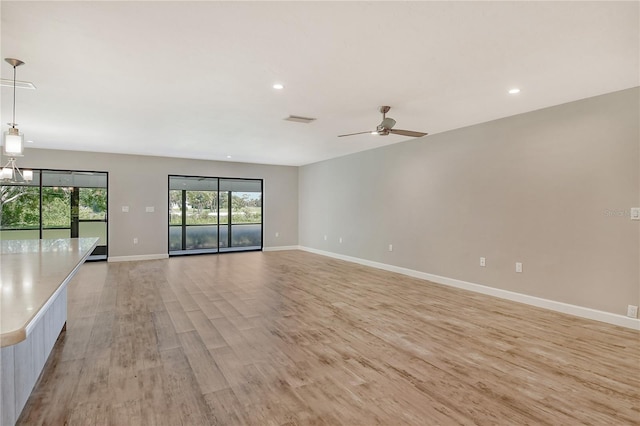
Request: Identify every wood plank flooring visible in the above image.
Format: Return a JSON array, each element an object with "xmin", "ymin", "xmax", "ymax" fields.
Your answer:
[{"xmin": 16, "ymin": 250, "xmax": 640, "ymax": 425}]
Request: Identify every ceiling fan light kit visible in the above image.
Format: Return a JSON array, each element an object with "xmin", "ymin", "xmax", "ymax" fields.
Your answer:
[{"xmin": 338, "ymin": 106, "xmax": 428, "ymax": 139}]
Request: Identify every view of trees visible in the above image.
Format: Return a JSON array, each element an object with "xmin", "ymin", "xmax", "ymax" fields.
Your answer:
[
  {"xmin": 169, "ymin": 186, "xmax": 263, "ymax": 251},
  {"xmin": 1, "ymin": 185, "xmax": 40, "ymax": 229},
  {"xmin": 170, "ymin": 190, "xmax": 262, "ymax": 225},
  {"xmin": 80, "ymin": 188, "xmax": 107, "ymax": 219},
  {"xmin": 1, "ymin": 185, "xmax": 107, "ymax": 230},
  {"xmin": 3, "ymin": 182, "xmax": 262, "ymax": 251}
]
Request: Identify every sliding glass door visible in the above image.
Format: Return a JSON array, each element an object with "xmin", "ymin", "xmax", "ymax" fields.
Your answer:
[
  {"xmin": 1, "ymin": 170, "xmax": 108, "ymax": 260},
  {"xmin": 169, "ymin": 176, "xmax": 219, "ymax": 253},
  {"xmin": 220, "ymin": 179, "xmax": 263, "ymax": 251},
  {"xmin": 169, "ymin": 175, "xmax": 262, "ymax": 255}
]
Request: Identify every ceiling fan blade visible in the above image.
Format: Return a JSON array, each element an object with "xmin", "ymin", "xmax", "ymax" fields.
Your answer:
[
  {"xmin": 338, "ymin": 131, "xmax": 374, "ymax": 137},
  {"xmin": 389, "ymin": 129, "xmax": 428, "ymax": 137}
]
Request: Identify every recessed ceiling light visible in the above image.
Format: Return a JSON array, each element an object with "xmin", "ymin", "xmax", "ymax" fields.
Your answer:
[
  {"xmin": 273, "ymin": 83, "xmax": 284, "ymax": 90},
  {"xmin": 508, "ymin": 88, "xmax": 521, "ymax": 94}
]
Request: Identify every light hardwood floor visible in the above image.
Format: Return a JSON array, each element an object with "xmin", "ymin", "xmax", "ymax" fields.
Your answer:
[{"xmin": 17, "ymin": 250, "xmax": 640, "ymax": 425}]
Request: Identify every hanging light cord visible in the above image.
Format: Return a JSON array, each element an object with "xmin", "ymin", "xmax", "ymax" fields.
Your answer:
[{"xmin": 11, "ymin": 63, "xmax": 16, "ymax": 128}]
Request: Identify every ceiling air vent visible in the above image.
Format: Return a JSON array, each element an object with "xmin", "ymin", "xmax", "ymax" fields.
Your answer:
[{"xmin": 284, "ymin": 115, "xmax": 316, "ymax": 124}]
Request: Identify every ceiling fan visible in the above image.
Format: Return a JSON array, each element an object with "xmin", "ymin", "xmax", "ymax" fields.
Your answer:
[{"xmin": 338, "ymin": 106, "xmax": 428, "ymax": 138}]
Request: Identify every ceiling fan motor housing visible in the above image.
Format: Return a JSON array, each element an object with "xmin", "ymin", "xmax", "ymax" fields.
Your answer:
[{"xmin": 377, "ymin": 117, "xmax": 396, "ymax": 133}]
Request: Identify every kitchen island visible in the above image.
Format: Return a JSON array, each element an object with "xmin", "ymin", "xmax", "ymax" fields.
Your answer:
[{"xmin": 1, "ymin": 238, "xmax": 97, "ymax": 426}]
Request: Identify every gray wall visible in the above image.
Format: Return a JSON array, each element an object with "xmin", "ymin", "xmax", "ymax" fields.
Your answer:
[
  {"xmin": 21, "ymin": 150, "xmax": 299, "ymax": 257},
  {"xmin": 299, "ymin": 88, "xmax": 640, "ymax": 316}
]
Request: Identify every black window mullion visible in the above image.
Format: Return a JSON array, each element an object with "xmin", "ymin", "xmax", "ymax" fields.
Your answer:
[
  {"xmin": 38, "ymin": 174, "xmax": 43, "ymax": 239},
  {"xmin": 181, "ymin": 189, "xmax": 187, "ymax": 251},
  {"xmin": 216, "ymin": 179, "xmax": 220, "ymax": 250},
  {"xmin": 227, "ymin": 191, "xmax": 232, "ymax": 248},
  {"xmin": 70, "ymin": 187, "xmax": 79, "ymax": 238}
]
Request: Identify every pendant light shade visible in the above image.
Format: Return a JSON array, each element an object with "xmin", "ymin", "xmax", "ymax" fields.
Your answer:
[
  {"xmin": 1, "ymin": 167, "xmax": 13, "ymax": 180},
  {"xmin": 3, "ymin": 127, "xmax": 24, "ymax": 156}
]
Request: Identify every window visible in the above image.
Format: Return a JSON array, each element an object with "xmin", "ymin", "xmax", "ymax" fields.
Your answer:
[
  {"xmin": 169, "ymin": 176, "xmax": 262, "ymax": 255},
  {"xmin": 1, "ymin": 173, "xmax": 41, "ymax": 240},
  {"xmin": 1, "ymin": 170, "xmax": 108, "ymax": 260}
]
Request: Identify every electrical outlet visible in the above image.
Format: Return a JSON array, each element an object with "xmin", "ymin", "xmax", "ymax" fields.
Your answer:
[
  {"xmin": 324, "ymin": 235, "xmax": 327, "ymax": 241},
  {"xmin": 133, "ymin": 238, "xmax": 138, "ymax": 244},
  {"xmin": 275, "ymin": 232, "xmax": 279, "ymax": 238},
  {"xmin": 631, "ymin": 208, "xmax": 640, "ymax": 220},
  {"xmin": 388, "ymin": 244, "xmax": 393, "ymax": 252},
  {"xmin": 515, "ymin": 262, "xmax": 523, "ymax": 273},
  {"xmin": 122, "ymin": 206, "xmax": 129, "ymax": 213},
  {"xmin": 339, "ymin": 237, "xmax": 343, "ymax": 244},
  {"xmin": 480, "ymin": 257, "xmax": 486, "ymax": 267},
  {"xmin": 627, "ymin": 305, "xmax": 638, "ymax": 318}
]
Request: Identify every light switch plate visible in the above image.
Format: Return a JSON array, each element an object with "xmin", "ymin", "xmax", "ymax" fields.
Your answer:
[
  {"xmin": 146, "ymin": 206, "xmax": 154, "ymax": 213},
  {"xmin": 122, "ymin": 206, "xmax": 129, "ymax": 213},
  {"xmin": 631, "ymin": 208, "xmax": 640, "ymax": 220}
]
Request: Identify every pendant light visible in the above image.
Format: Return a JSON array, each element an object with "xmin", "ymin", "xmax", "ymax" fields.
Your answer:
[{"xmin": 2, "ymin": 58, "xmax": 32, "ymax": 183}]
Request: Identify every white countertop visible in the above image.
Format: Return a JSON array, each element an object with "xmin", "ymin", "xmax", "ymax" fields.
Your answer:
[{"xmin": 0, "ymin": 238, "xmax": 98, "ymax": 347}]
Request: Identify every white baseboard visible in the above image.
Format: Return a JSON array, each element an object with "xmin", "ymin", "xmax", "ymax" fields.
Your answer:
[
  {"xmin": 108, "ymin": 254, "xmax": 169, "ymax": 262},
  {"xmin": 263, "ymin": 245, "xmax": 302, "ymax": 252},
  {"xmin": 298, "ymin": 246, "xmax": 640, "ymax": 331}
]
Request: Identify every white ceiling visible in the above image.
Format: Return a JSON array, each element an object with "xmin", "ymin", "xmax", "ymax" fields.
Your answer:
[{"xmin": 1, "ymin": 1, "xmax": 638, "ymax": 166}]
